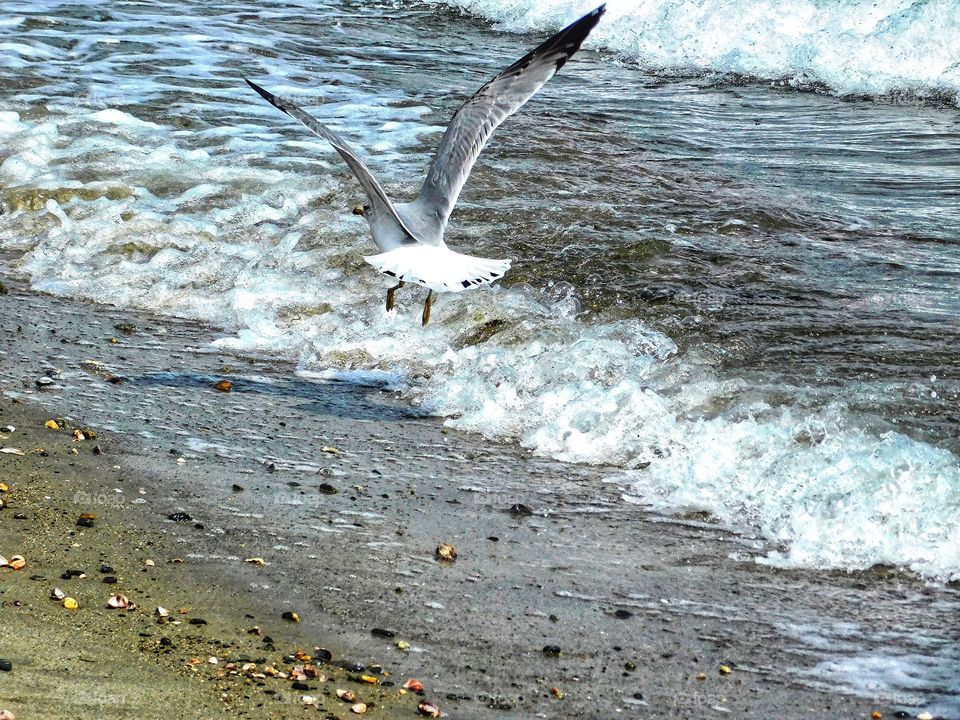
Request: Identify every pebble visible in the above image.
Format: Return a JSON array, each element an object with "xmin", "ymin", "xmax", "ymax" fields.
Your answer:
[
  {"xmin": 35, "ymin": 377, "xmax": 56, "ymax": 389},
  {"xmin": 0, "ymin": 659, "xmax": 11, "ymax": 672},
  {"xmin": 167, "ymin": 512, "xmax": 192, "ymax": 522},
  {"xmin": 371, "ymin": 628, "xmax": 395, "ymax": 638},
  {"xmin": 188, "ymin": 618, "xmax": 208, "ymax": 626},
  {"xmin": 435, "ymin": 543, "xmax": 457, "ymax": 562},
  {"xmin": 614, "ymin": 609, "xmax": 633, "ymax": 619},
  {"xmin": 542, "ymin": 645, "xmax": 562, "ymax": 657},
  {"xmin": 506, "ymin": 503, "xmax": 533, "ymax": 516}
]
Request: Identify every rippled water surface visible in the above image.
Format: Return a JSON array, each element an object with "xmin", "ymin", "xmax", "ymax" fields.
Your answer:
[{"xmin": 1, "ymin": 0, "xmax": 958, "ymax": 579}]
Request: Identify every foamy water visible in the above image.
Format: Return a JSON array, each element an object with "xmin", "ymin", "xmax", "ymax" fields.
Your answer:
[
  {"xmin": 1, "ymin": 0, "xmax": 958, "ymax": 582},
  {"xmin": 430, "ymin": 0, "xmax": 960, "ymax": 104}
]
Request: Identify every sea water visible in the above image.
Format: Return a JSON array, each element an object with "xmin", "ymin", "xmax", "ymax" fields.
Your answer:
[{"xmin": 1, "ymin": 0, "xmax": 958, "ymax": 580}]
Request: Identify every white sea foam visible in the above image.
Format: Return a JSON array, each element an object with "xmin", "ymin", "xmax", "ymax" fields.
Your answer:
[
  {"xmin": 426, "ymin": 0, "xmax": 960, "ymax": 104},
  {"xmin": 1, "ymin": 74, "xmax": 957, "ymax": 580}
]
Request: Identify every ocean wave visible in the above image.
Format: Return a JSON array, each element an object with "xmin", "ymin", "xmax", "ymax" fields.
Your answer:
[
  {"xmin": 425, "ymin": 0, "xmax": 960, "ymax": 105},
  {"xmin": 2, "ymin": 105, "xmax": 959, "ymax": 581}
]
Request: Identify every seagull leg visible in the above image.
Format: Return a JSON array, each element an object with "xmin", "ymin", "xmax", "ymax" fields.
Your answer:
[
  {"xmin": 385, "ymin": 280, "xmax": 405, "ymax": 311},
  {"xmin": 421, "ymin": 290, "xmax": 434, "ymax": 326}
]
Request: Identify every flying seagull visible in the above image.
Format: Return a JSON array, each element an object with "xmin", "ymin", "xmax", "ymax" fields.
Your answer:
[{"xmin": 246, "ymin": 5, "xmax": 605, "ymax": 325}]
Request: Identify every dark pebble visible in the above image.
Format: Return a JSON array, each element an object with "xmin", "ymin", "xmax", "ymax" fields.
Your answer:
[
  {"xmin": 506, "ymin": 503, "xmax": 533, "ymax": 516},
  {"xmin": 29, "ymin": 574, "xmax": 45, "ymax": 581},
  {"xmin": 77, "ymin": 517, "xmax": 95, "ymax": 528},
  {"xmin": 232, "ymin": 484, "xmax": 244, "ymax": 492},
  {"xmin": 337, "ymin": 661, "xmax": 365, "ymax": 673},
  {"xmin": 313, "ymin": 648, "xmax": 333, "ymax": 663},
  {"xmin": 0, "ymin": 659, "xmax": 12, "ymax": 672},
  {"xmin": 542, "ymin": 645, "xmax": 561, "ymax": 657},
  {"xmin": 318, "ymin": 483, "xmax": 338, "ymax": 495},
  {"xmin": 487, "ymin": 536, "xmax": 499, "ymax": 542},
  {"xmin": 371, "ymin": 628, "xmax": 395, "ymax": 638},
  {"xmin": 188, "ymin": 618, "xmax": 208, "ymax": 626},
  {"xmin": 614, "ymin": 609, "xmax": 633, "ymax": 619},
  {"xmin": 291, "ymin": 682, "xmax": 311, "ymax": 691},
  {"xmin": 625, "ymin": 661, "xmax": 637, "ymax": 671},
  {"xmin": 633, "ymin": 692, "xmax": 644, "ymax": 700},
  {"xmin": 167, "ymin": 512, "xmax": 192, "ymax": 522},
  {"xmin": 93, "ymin": 444, "xmax": 103, "ymax": 455},
  {"xmin": 159, "ymin": 637, "xmax": 173, "ymax": 647},
  {"xmin": 61, "ymin": 569, "xmax": 84, "ymax": 579},
  {"xmin": 100, "ymin": 564, "xmax": 114, "ymax": 573},
  {"xmin": 13, "ymin": 513, "xmax": 28, "ymax": 520},
  {"xmin": 894, "ymin": 714, "xmax": 910, "ymax": 719},
  {"xmin": 103, "ymin": 576, "xmax": 118, "ymax": 584},
  {"xmin": 549, "ymin": 614, "xmax": 559, "ymax": 623}
]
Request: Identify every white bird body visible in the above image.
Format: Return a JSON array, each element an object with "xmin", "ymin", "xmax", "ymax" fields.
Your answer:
[{"xmin": 246, "ymin": 5, "xmax": 605, "ymax": 322}]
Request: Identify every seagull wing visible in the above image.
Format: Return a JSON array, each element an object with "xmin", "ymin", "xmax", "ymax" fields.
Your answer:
[
  {"xmin": 245, "ymin": 79, "xmax": 418, "ymax": 247},
  {"xmin": 415, "ymin": 5, "xmax": 605, "ymax": 231}
]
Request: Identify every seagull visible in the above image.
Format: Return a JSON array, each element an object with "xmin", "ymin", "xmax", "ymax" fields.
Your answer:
[{"xmin": 246, "ymin": 5, "xmax": 605, "ymax": 325}]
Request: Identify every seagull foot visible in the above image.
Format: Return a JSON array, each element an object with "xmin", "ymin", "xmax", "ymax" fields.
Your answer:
[
  {"xmin": 421, "ymin": 290, "xmax": 433, "ymax": 326},
  {"xmin": 385, "ymin": 281, "xmax": 405, "ymax": 312}
]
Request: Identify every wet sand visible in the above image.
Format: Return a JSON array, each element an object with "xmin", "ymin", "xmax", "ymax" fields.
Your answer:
[
  {"xmin": 1, "ymin": 266, "xmax": 957, "ymax": 719},
  {"xmin": 0, "ymin": 396, "xmax": 421, "ymax": 719}
]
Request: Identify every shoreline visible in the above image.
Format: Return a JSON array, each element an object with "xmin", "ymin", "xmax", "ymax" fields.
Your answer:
[{"xmin": 1, "ymin": 270, "xmax": 957, "ymax": 719}]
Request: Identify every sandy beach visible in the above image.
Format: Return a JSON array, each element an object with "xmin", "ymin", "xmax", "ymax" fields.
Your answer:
[
  {"xmin": 2, "ymin": 267, "xmax": 956, "ymax": 719},
  {"xmin": 0, "ymin": 348, "xmax": 423, "ymax": 718}
]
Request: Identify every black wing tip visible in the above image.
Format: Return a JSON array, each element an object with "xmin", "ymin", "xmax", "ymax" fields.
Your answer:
[
  {"xmin": 244, "ymin": 77, "xmax": 288, "ymax": 114},
  {"xmin": 245, "ymin": 77, "xmax": 271, "ymax": 98},
  {"xmin": 572, "ymin": 4, "xmax": 606, "ymax": 35}
]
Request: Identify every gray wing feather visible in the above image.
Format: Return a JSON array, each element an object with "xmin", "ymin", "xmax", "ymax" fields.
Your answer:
[
  {"xmin": 415, "ymin": 5, "xmax": 605, "ymax": 229},
  {"xmin": 245, "ymin": 79, "xmax": 418, "ymax": 247}
]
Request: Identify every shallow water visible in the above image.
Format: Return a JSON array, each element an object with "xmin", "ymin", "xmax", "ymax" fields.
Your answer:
[{"xmin": 1, "ymin": 0, "xmax": 958, "ymax": 579}]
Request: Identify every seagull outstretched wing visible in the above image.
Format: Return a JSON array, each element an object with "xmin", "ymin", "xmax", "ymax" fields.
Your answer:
[
  {"xmin": 245, "ymin": 78, "xmax": 418, "ymax": 249},
  {"xmin": 414, "ymin": 5, "xmax": 605, "ymax": 232}
]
